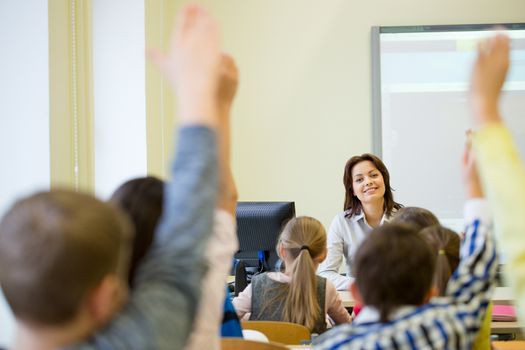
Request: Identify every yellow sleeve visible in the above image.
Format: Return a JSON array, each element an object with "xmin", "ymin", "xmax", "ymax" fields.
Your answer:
[
  {"xmin": 472, "ymin": 303, "xmax": 492, "ymax": 350},
  {"xmin": 474, "ymin": 123, "xmax": 525, "ymax": 328}
]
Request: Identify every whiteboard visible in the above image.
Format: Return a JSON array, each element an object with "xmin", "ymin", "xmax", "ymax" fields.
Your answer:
[{"xmin": 371, "ymin": 24, "xmax": 525, "ymax": 230}]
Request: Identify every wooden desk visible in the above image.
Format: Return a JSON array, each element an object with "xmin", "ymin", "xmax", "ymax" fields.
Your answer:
[
  {"xmin": 338, "ymin": 291, "xmax": 354, "ymax": 308},
  {"xmin": 337, "ymin": 287, "xmax": 514, "ymax": 309},
  {"xmin": 491, "ymin": 321, "xmax": 522, "ymax": 334}
]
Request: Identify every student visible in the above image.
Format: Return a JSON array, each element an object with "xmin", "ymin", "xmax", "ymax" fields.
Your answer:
[
  {"xmin": 318, "ymin": 154, "xmax": 402, "ymax": 290},
  {"xmin": 109, "ymin": 53, "xmax": 242, "ymax": 350},
  {"xmin": 313, "ymin": 141, "xmax": 496, "ymax": 348},
  {"xmin": 233, "ymin": 216, "xmax": 351, "ymax": 334},
  {"xmin": 386, "ymin": 194, "xmax": 491, "ymax": 349},
  {"xmin": 0, "ymin": 5, "xmax": 223, "ymax": 350},
  {"xmin": 470, "ymin": 34, "xmax": 525, "ymax": 331},
  {"xmin": 420, "ymin": 226, "xmax": 460, "ymax": 295},
  {"xmin": 347, "ymin": 206, "xmax": 440, "ymax": 318},
  {"xmin": 391, "ymin": 206, "xmax": 440, "ymax": 231}
]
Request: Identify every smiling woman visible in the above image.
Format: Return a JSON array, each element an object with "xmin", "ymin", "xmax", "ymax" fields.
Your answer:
[{"xmin": 317, "ymin": 154, "xmax": 403, "ymax": 290}]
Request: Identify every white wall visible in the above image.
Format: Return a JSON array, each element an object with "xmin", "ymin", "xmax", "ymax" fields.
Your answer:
[
  {"xmin": 188, "ymin": 0, "xmax": 525, "ymax": 228},
  {"xmin": 0, "ymin": 1, "xmax": 50, "ymax": 346},
  {"xmin": 0, "ymin": 1, "xmax": 50, "ymax": 215},
  {"xmin": 93, "ymin": 0, "xmax": 147, "ymax": 199}
]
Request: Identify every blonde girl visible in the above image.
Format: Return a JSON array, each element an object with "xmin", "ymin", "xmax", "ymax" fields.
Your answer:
[{"xmin": 232, "ymin": 216, "xmax": 351, "ymax": 333}]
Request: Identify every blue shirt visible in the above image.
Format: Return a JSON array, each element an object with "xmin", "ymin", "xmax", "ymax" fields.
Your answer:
[{"xmin": 71, "ymin": 126, "xmax": 218, "ymax": 350}]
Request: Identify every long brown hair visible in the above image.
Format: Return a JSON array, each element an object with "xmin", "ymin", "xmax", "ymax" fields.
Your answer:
[
  {"xmin": 419, "ymin": 225, "xmax": 460, "ymax": 296},
  {"xmin": 276, "ymin": 216, "xmax": 326, "ymax": 331},
  {"xmin": 343, "ymin": 153, "xmax": 401, "ymax": 218},
  {"xmin": 110, "ymin": 176, "xmax": 164, "ymax": 287}
]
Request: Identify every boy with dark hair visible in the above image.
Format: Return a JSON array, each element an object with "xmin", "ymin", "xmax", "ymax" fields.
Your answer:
[
  {"xmin": 0, "ymin": 4, "xmax": 224, "ymax": 350},
  {"xmin": 352, "ymin": 223, "xmax": 436, "ymax": 323},
  {"xmin": 314, "ymin": 81, "xmax": 497, "ymax": 348}
]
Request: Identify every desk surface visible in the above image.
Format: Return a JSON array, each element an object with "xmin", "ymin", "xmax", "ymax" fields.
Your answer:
[{"xmin": 338, "ymin": 287, "xmax": 514, "ymax": 308}]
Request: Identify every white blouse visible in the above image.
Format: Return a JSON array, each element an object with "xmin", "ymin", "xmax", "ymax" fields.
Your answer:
[{"xmin": 317, "ymin": 211, "xmax": 389, "ymax": 291}]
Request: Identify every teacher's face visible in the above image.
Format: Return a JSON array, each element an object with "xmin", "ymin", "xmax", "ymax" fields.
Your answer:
[{"xmin": 351, "ymin": 160, "xmax": 385, "ymax": 204}]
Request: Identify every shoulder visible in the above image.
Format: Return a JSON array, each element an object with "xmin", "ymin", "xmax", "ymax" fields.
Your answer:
[
  {"xmin": 313, "ymin": 323, "xmax": 355, "ymax": 348},
  {"xmin": 316, "ymin": 275, "xmax": 327, "ymax": 286},
  {"xmin": 251, "ymin": 272, "xmax": 269, "ymax": 282},
  {"xmin": 323, "ymin": 279, "xmax": 339, "ymax": 299},
  {"xmin": 330, "ymin": 211, "xmax": 357, "ymax": 228},
  {"xmin": 329, "ymin": 211, "xmax": 362, "ymax": 233}
]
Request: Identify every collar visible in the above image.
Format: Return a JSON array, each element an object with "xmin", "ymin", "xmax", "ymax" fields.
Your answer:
[
  {"xmin": 353, "ymin": 305, "xmax": 417, "ymax": 325},
  {"xmin": 349, "ymin": 210, "xmax": 390, "ymax": 225}
]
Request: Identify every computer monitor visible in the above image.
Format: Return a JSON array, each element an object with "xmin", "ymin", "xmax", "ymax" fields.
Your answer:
[{"xmin": 234, "ymin": 201, "xmax": 296, "ymax": 271}]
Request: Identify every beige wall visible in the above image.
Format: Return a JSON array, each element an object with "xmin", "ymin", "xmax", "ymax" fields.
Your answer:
[{"xmin": 174, "ymin": 0, "xmax": 525, "ymax": 228}]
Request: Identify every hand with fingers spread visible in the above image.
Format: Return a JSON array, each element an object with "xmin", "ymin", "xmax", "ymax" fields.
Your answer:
[
  {"xmin": 470, "ymin": 34, "xmax": 510, "ymax": 126},
  {"xmin": 149, "ymin": 5, "xmax": 222, "ymax": 127}
]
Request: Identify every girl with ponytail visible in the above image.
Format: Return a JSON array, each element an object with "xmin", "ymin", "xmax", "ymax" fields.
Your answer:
[
  {"xmin": 420, "ymin": 225, "xmax": 491, "ymax": 350},
  {"xmin": 419, "ymin": 225, "xmax": 460, "ymax": 296},
  {"xmin": 232, "ymin": 216, "xmax": 351, "ymax": 333}
]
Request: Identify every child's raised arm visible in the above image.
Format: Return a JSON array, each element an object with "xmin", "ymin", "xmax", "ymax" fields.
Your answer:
[
  {"xmin": 471, "ymin": 34, "xmax": 525, "ymax": 333},
  {"xmin": 73, "ymin": 5, "xmax": 222, "ymax": 350},
  {"xmin": 184, "ymin": 54, "xmax": 240, "ymax": 350}
]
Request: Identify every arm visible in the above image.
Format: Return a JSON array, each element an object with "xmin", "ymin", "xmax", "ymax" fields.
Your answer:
[
  {"xmin": 232, "ymin": 284, "xmax": 253, "ymax": 319},
  {"xmin": 185, "ymin": 211, "xmax": 237, "ymax": 350},
  {"xmin": 325, "ymin": 280, "xmax": 352, "ymax": 324},
  {"xmin": 185, "ymin": 54, "xmax": 240, "ymax": 350},
  {"xmin": 442, "ymin": 133, "xmax": 497, "ymax": 334},
  {"xmin": 470, "ymin": 34, "xmax": 525, "ymax": 328},
  {"xmin": 317, "ymin": 215, "xmax": 352, "ymax": 290},
  {"xmin": 74, "ymin": 6, "xmax": 222, "ymax": 350}
]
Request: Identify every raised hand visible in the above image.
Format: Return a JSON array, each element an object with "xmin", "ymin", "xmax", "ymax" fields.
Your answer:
[
  {"xmin": 462, "ymin": 130, "xmax": 483, "ymax": 199},
  {"xmin": 217, "ymin": 53, "xmax": 239, "ymax": 111},
  {"xmin": 216, "ymin": 53, "xmax": 239, "ymax": 214},
  {"xmin": 149, "ymin": 5, "xmax": 222, "ymax": 127},
  {"xmin": 470, "ymin": 34, "xmax": 510, "ymax": 126}
]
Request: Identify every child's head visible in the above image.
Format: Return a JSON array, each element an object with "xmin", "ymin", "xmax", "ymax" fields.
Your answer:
[
  {"xmin": 391, "ymin": 206, "xmax": 440, "ymax": 231},
  {"xmin": 0, "ymin": 190, "xmax": 131, "ymax": 330},
  {"xmin": 352, "ymin": 223, "xmax": 435, "ymax": 322},
  {"xmin": 109, "ymin": 176, "xmax": 164, "ymax": 287},
  {"xmin": 276, "ymin": 216, "xmax": 327, "ymax": 331},
  {"xmin": 419, "ymin": 225, "xmax": 460, "ymax": 296}
]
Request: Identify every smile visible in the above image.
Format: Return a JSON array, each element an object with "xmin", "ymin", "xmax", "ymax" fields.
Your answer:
[{"xmin": 365, "ymin": 187, "xmax": 378, "ymax": 194}]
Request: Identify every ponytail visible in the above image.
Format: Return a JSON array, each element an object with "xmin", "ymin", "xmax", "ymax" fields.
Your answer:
[
  {"xmin": 434, "ymin": 249, "xmax": 453, "ymax": 295},
  {"xmin": 283, "ymin": 248, "xmax": 320, "ymax": 331},
  {"xmin": 419, "ymin": 225, "xmax": 460, "ymax": 296}
]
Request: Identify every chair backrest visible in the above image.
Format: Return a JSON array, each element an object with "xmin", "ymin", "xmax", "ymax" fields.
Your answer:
[
  {"xmin": 241, "ymin": 320, "xmax": 311, "ymax": 345},
  {"xmin": 221, "ymin": 338, "xmax": 289, "ymax": 350}
]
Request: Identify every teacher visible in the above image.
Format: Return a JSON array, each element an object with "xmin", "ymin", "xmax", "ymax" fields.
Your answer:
[{"xmin": 318, "ymin": 153, "xmax": 402, "ymax": 290}]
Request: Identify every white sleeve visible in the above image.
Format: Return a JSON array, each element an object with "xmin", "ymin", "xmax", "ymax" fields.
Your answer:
[
  {"xmin": 184, "ymin": 210, "xmax": 238, "ymax": 350},
  {"xmin": 317, "ymin": 214, "xmax": 352, "ymax": 290},
  {"xmin": 232, "ymin": 284, "xmax": 253, "ymax": 319}
]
